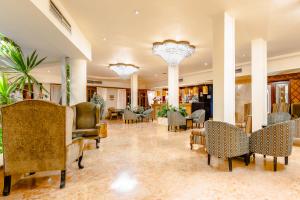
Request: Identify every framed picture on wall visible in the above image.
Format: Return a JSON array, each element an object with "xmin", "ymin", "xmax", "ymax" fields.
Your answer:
[{"xmin": 109, "ymin": 95, "xmax": 115, "ymax": 100}]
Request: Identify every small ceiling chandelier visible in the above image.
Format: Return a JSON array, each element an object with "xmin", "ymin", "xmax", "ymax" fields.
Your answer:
[
  {"xmin": 109, "ymin": 63, "xmax": 139, "ymax": 78},
  {"xmin": 153, "ymin": 40, "xmax": 195, "ymax": 66}
]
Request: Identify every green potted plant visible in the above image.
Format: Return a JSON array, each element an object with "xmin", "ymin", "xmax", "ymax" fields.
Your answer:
[
  {"xmin": 0, "ymin": 33, "xmax": 48, "ymax": 95},
  {"xmin": 90, "ymin": 93, "xmax": 106, "ymax": 120},
  {"xmin": 157, "ymin": 104, "xmax": 188, "ymax": 125}
]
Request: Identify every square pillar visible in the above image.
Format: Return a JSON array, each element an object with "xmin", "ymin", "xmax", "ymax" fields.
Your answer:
[
  {"xmin": 131, "ymin": 73, "xmax": 138, "ymax": 108},
  {"xmin": 168, "ymin": 64, "xmax": 179, "ymax": 108},
  {"xmin": 213, "ymin": 12, "xmax": 236, "ymax": 124},
  {"xmin": 251, "ymin": 39, "xmax": 267, "ymax": 131}
]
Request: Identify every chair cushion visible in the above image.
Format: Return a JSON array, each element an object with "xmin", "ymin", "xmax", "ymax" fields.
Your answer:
[
  {"xmin": 73, "ymin": 129, "xmax": 98, "ymax": 138},
  {"xmin": 76, "ymin": 103, "xmax": 97, "ymax": 129}
]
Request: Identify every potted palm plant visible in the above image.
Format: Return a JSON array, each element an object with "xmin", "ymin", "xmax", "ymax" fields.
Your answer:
[
  {"xmin": 0, "ymin": 33, "xmax": 47, "ymax": 95},
  {"xmin": 0, "ymin": 33, "xmax": 48, "ymax": 166}
]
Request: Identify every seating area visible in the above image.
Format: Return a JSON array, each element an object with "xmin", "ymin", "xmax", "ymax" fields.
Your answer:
[{"xmin": 2, "ymin": 1, "xmax": 300, "ymax": 199}]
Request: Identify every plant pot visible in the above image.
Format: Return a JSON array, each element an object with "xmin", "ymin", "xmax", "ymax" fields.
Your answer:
[{"xmin": 157, "ymin": 117, "xmax": 168, "ymax": 126}]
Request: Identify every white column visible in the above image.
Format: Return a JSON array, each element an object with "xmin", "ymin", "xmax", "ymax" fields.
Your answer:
[
  {"xmin": 168, "ymin": 64, "xmax": 179, "ymax": 108},
  {"xmin": 131, "ymin": 73, "xmax": 138, "ymax": 108},
  {"xmin": 61, "ymin": 58, "xmax": 87, "ymax": 106},
  {"xmin": 251, "ymin": 39, "xmax": 267, "ymax": 131},
  {"xmin": 60, "ymin": 57, "xmax": 67, "ymax": 105},
  {"xmin": 212, "ymin": 12, "xmax": 236, "ymax": 124}
]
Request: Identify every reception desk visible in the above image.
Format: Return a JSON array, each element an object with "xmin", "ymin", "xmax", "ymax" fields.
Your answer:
[{"xmin": 152, "ymin": 103, "xmax": 192, "ymax": 120}]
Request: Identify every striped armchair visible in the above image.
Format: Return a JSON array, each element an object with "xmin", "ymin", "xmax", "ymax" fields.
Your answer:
[
  {"xmin": 191, "ymin": 109, "xmax": 205, "ymax": 128},
  {"xmin": 167, "ymin": 110, "xmax": 186, "ymax": 131},
  {"xmin": 124, "ymin": 109, "xmax": 141, "ymax": 123},
  {"xmin": 267, "ymin": 112, "xmax": 291, "ymax": 125},
  {"xmin": 293, "ymin": 117, "xmax": 300, "ymax": 145},
  {"xmin": 205, "ymin": 121, "xmax": 249, "ymax": 171},
  {"xmin": 249, "ymin": 120, "xmax": 294, "ymax": 171}
]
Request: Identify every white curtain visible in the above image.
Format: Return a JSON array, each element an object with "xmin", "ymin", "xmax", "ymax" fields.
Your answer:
[
  {"xmin": 97, "ymin": 87, "xmax": 107, "ymax": 101},
  {"xmin": 50, "ymin": 84, "xmax": 62, "ymax": 104},
  {"xmin": 147, "ymin": 90, "xmax": 155, "ymax": 106},
  {"xmin": 117, "ymin": 89, "xmax": 126, "ymax": 109}
]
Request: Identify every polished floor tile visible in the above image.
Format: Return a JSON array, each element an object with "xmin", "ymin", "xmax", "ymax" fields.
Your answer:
[{"xmin": 1, "ymin": 121, "xmax": 300, "ymax": 199}]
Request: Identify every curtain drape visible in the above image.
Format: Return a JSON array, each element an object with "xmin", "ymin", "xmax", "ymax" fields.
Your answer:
[
  {"xmin": 50, "ymin": 84, "xmax": 62, "ymax": 104},
  {"xmin": 97, "ymin": 87, "xmax": 107, "ymax": 101},
  {"xmin": 117, "ymin": 89, "xmax": 126, "ymax": 109}
]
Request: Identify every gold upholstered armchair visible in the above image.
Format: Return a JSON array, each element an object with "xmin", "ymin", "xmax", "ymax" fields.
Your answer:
[
  {"xmin": 72, "ymin": 102, "xmax": 102, "ymax": 148},
  {"xmin": 1, "ymin": 100, "xmax": 85, "ymax": 196}
]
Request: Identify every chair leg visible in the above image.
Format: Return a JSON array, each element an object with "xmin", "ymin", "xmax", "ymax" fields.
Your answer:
[
  {"xmin": 244, "ymin": 154, "xmax": 249, "ymax": 166},
  {"xmin": 208, "ymin": 154, "xmax": 211, "ymax": 165},
  {"xmin": 60, "ymin": 170, "xmax": 66, "ymax": 189},
  {"xmin": 228, "ymin": 158, "xmax": 233, "ymax": 172},
  {"xmin": 95, "ymin": 137, "xmax": 100, "ymax": 149},
  {"xmin": 264, "ymin": 155, "xmax": 266, "ymax": 158},
  {"xmin": 274, "ymin": 157, "xmax": 277, "ymax": 172},
  {"xmin": 3, "ymin": 175, "xmax": 11, "ymax": 196},
  {"xmin": 285, "ymin": 156, "xmax": 288, "ymax": 165},
  {"xmin": 78, "ymin": 152, "xmax": 84, "ymax": 169}
]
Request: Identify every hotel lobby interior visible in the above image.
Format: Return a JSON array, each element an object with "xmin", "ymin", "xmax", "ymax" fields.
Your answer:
[{"xmin": 1, "ymin": 0, "xmax": 300, "ymax": 199}]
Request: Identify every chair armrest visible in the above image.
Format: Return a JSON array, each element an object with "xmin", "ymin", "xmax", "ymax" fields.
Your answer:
[{"xmin": 66, "ymin": 107, "xmax": 74, "ymax": 146}]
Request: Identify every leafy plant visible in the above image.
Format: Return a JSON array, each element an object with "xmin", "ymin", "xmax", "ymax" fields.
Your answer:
[
  {"xmin": 0, "ymin": 33, "xmax": 47, "ymax": 95},
  {"xmin": 157, "ymin": 105, "xmax": 187, "ymax": 118},
  {"xmin": 0, "ymin": 73, "xmax": 16, "ymax": 105},
  {"xmin": 90, "ymin": 93, "xmax": 106, "ymax": 119},
  {"xmin": 66, "ymin": 63, "xmax": 70, "ymax": 106}
]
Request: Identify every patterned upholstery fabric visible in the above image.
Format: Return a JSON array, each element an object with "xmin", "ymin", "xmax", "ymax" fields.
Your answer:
[
  {"xmin": 249, "ymin": 120, "xmax": 294, "ymax": 157},
  {"xmin": 291, "ymin": 103, "xmax": 300, "ymax": 118},
  {"xmin": 267, "ymin": 112, "xmax": 291, "ymax": 125},
  {"xmin": 167, "ymin": 110, "xmax": 186, "ymax": 127},
  {"xmin": 191, "ymin": 109, "xmax": 205, "ymax": 124},
  {"xmin": 205, "ymin": 121, "xmax": 249, "ymax": 159},
  {"xmin": 272, "ymin": 103, "xmax": 290, "ymax": 113},
  {"xmin": 291, "ymin": 118, "xmax": 300, "ymax": 145},
  {"xmin": 124, "ymin": 109, "xmax": 140, "ymax": 121},
  {"xmin": 1, "ymin": 100, "xmax": 84, "ymax": 176},
  {"xmin": 72, "ymin": 102, "xmax": 101, "ymax": 138},
  {"xmin": 141, "ymin": 108, "xmax": 153, "ymax": 121}
]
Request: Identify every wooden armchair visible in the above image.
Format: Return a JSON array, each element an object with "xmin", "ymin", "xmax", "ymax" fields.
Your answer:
[{"xmin": 1, "ymin": 100, "xmax": 85, "ymax": 196}]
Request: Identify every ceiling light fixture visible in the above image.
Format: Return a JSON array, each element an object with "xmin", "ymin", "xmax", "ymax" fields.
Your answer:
[
  {"xmin": 153, "ymin": 40, "xmax": 195, "ymax": 66},
  {"xmin": 204, "ymin": 62, "xmax": 208, "ymax": 66},
  {"xmin": 103, "ymin": 37, "xmax": 107, "ymax": 41},
  {"xmin": 134, "ymin": 10, "xmax": 140, "ymax": 15},
  {"xmin": 109, "ymin": 63, "xmax": 139, "ymax": 79}
]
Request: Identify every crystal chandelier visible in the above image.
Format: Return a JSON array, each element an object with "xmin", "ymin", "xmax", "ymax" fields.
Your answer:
[
  {"xmin": 152, "ymin": 40, "xmax": 195, "ymax": 66},
  {"xmin": 109, "ymin": 63, "xmax": 139, "ymax": 78}
]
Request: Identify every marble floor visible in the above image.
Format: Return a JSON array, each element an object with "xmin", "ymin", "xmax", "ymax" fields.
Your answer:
[{"xmin": 1, "ymin": 121, "xmax": 300, "ymax": 200}]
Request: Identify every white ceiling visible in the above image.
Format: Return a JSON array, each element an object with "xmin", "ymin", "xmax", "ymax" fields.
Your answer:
[{"xmin": 3, "ymin": 0, "xmax": 300, "ymax": 84}]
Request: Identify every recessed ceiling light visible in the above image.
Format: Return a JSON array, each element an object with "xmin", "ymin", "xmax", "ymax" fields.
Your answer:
[
  {"xmin": 242, "ymin": 54, "xmax": 246, "ymax": 57},
  {"xmin": 204, "ymin": 62, "xmax": 208, "ymax": 66},
  {"xmin": 47, "ymin": 70, "xmax": 50, "ymax": 73},
  {"xmin": 134, "ymin": 10, "xmax": 140, "ymax": 15},
  {"xmin": 103, "ymin": 37, "xmax": 107, "ymax": 41}
]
